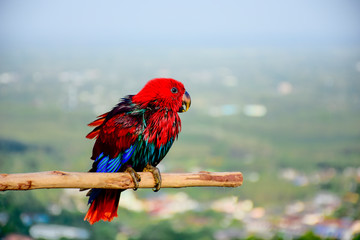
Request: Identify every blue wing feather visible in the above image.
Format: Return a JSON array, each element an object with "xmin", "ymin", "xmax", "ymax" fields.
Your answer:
[
  {"xmin": 95, "ymin": 144, "xmax": 135, "ymax": 173},
  {"xmin": 122, "ymin": 145, "xmax": 134, "ymax": 164}
]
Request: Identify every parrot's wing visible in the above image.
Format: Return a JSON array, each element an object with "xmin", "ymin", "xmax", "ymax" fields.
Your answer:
[
  {"xmin": 86, "ymin": 98, "xmax": 143, "ymax": 171},
  {"xmin": 86, "ymin": 111, "xmax": 142, "ymax": 205}
]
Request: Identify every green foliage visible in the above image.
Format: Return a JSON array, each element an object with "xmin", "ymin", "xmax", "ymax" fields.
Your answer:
[
  {"xmin": 353, "ymin": 233, "xmax": 360, "ymax": 240},
  {"xmin": 270, "ymin": 233, "xmax": 285, "ymax": 240},
  {"xmin": 245, "ymin": 236, "xmax": 266, "ymax": 240},
  {"xmin": 294, "ymin": 231, "xmax": 322, "ymax": 240},
  {"xmin": 88, "ymin": 222, "xmax": 119, "ymax": 240},
  {"xmin": 134, "ymin": 220, "xmax": 214, "ymax": 240},
  {"xmin": 0, "ymin": 192, "xmax": 44, "ymax": 236}
]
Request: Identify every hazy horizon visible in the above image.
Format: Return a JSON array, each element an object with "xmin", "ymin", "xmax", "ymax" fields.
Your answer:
[{"xmin": 1, "ymin": 0, "xmax": 359, "ymax": 49}]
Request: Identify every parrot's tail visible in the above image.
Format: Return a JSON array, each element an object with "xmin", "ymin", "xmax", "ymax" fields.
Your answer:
[{"xmin": 84, "ymin": 189, "xmax": 122, "ymax": 224}]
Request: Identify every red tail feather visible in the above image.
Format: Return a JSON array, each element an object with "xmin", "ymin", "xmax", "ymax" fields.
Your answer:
[{"xmin": 84, "ymin": 190, "xmax": 121, "ymax": 224}]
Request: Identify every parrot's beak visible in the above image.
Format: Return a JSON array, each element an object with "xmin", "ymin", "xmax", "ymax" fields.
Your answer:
[{"xmin": 179, "ymin": 91, "xmax": 191, "ymax": 113}]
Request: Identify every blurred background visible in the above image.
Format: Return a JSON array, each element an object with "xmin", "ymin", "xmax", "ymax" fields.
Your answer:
[{"xmin": 0, "ymin": 0, "xmax": 360, "ymax": 239}]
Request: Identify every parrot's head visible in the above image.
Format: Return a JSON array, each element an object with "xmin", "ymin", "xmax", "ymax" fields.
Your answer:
[{"xmin": 133, "ymin": 78, "xmax": 191, "ymax": 113}]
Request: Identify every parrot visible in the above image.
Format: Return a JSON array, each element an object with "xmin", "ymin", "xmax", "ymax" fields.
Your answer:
[{"xmin": 84, "ymin": 78, "xmax": 191, "ymax": 224}]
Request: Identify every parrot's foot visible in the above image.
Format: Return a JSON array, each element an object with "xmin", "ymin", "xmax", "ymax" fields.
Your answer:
[
  {"xmin": 143, "ymin": 163, "xmax": 162, "ymax": 192},
  {"xmin": 125, "ymin": 166, "xmax": 141, "ymax": 191}
]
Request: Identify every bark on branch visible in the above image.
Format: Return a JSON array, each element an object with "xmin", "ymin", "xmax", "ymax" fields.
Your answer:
[{"xmin": 0, "ymin": 171, "xmax": 243, "ymax": 191}]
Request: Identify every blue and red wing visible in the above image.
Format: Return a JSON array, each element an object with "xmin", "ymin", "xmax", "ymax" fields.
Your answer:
[
  {"xmin": 85, "ymin": 125, "xmax": 138, "ymax": 225},
  {"xmin": 85, "ymin": 97, "xmax": 143, "ymax": 224}
]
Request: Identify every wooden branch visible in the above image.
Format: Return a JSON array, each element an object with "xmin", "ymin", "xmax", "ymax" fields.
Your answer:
[{"xmin": 0, "ymin": 171, "xmax": 243, "ymax": 191}]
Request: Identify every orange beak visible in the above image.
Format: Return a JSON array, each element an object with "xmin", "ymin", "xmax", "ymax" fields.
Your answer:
[{"xmin": 179, "ymin": 91, "xmax": 191, "ymax": 113}]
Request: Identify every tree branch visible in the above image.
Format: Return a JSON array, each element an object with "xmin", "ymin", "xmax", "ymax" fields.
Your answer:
[{"xmin": 0, "ymin": 171, "xmax": 243, "ymax": 191}]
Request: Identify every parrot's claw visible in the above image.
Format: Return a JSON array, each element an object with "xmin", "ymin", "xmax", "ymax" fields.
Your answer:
[
  {"xmin": 144, "ymin": 163, "xmax": 162, "ymax": 192},
  {"xmin": 125, "ymin": 166, "xmax": 141, "ymax": 191}
]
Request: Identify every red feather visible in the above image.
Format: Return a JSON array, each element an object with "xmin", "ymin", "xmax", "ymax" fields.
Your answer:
[
  {"xmin": 143, "ymin": 110, "xmax": 181, "ymax": 148},
  {"xmin": 88, "ymin": 113, "xmax": 107, "ymax": 126},
  {"xmin": 84, "ymin": 190, "xmax": 121, "ymax": 225},
  {"xmin": 90, "ymin": 114, "xmax": 139, "ymax": 159},
  {"xmin": 86, "ymin": 113, "xmax": 108, "ymax": 139},
  {"xmin": 86, "ymin": 130, "xmax": 100, "ymax": 139}
]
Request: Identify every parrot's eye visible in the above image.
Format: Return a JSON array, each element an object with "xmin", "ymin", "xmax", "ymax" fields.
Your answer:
[{"xmin": 171, "ymin": 87, "xmax": 178, "ymax": 94}]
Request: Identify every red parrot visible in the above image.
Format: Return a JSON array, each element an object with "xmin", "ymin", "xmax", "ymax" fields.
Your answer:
[{"xmin": 84, "ymin": 78, "xmax": 191, "ymax": 224}]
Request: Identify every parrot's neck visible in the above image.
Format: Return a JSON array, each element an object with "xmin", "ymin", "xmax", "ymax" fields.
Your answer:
[{"xmin": 143, "ymin": 109, "xmax": 181, "ymax": 148}]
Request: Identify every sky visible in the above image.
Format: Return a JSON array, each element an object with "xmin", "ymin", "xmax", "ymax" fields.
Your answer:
[{"xmin": 0, "ymin": 0, "xmax": 359, "ymax": 48}]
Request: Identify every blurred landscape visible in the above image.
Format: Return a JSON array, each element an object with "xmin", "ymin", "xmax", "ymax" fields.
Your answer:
[{"xmin": 1, "ymin": 1, "xmax": 360, "ymax": 239}]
